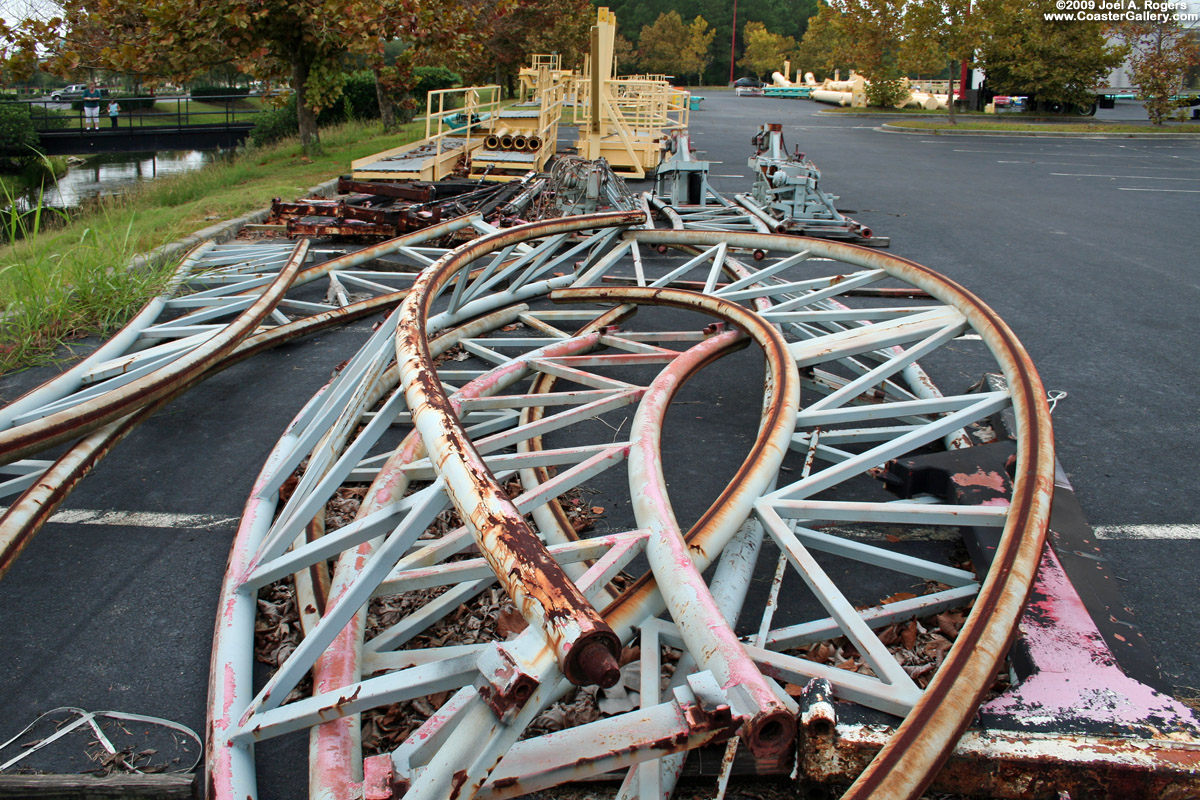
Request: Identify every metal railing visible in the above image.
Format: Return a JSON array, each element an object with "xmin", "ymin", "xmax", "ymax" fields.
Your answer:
[{"xmin": 11, "ymin": 93, "xmax": 270, "ymax": 133}]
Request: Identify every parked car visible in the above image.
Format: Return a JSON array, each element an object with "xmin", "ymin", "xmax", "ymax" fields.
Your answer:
[
  {"xmin": 732, "ymin": 77, "xmax": 764, "ymax": 89},
  {"xmin": 50, "ymin": 84, "xmax": 108, "ymax": 101}
]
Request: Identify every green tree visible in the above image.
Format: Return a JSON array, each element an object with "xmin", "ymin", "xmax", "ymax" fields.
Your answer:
[
  {"xmin": 795, "ymin": 2, "xmax": 852, "ymax": 78},
  {"xmin": 608, "ymin": 0, "xmax": 819, "ymax": 84},
  {"xmin": 614, "ymin": 34, "xmax": 638, "ymax": 75},
  {"xmin": 1121, "ymin": 5, "xmax": 1200, "ymax": 124},
  {"xmin": 819, "ymin": 0, "xmax": 907, "ymax": 81},
  {"xmin": 637, "ymin": 11, "xmax": 689, "ymax": 76},
  {"xmin": 678, "ymin": 16, "xmax": 716, "ymax": 85},
  {"xmin": 898, "ymin": 0, "xmax": 974, "ymax": 121},
  {"xmin": 738, "ymin": 20, "xmax": 798, "ymax": 79},
  {"xmin": 972, "ymin": 0, "xmax": 1125, "ymax": 109}
]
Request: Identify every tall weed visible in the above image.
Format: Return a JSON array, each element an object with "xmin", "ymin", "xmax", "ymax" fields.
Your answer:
[
  {"xmin": 0, "ymin": 117, "xmax": 425, "ymax": 374},
  {"xmin": 0, "ymin": 187, "xmax": 168, "ymax": 374}
]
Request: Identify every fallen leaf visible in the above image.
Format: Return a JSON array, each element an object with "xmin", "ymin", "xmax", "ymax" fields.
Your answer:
[{"xmin": 900, "ymin": 620, "xmax": 918, "ymax": 650}]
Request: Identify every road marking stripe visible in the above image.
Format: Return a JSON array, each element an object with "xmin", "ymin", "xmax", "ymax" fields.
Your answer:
[
  {"xmin": 817, "ymin": 523, "xmax": 1200, "ymax": 542},
  {"xmin": 0, "ymin": 507, "xmax": 239, "ymax": 529},
  {"xmin": 1118, "ymin": 187, "xmax": 1200, "ymax": 193},
  {"xmin": 1092, "ymin": 524, "xmax": 1200, "ymax": 541},
  {"xmin": 955, "ymin": 149, "xmax": 1153, "ymax": 157},
  {"xmin": 1051, "ymin": 172, "xmax": 1200, "ymax": 181},
  {"xmin": 997, "ymin": 160, "xmax": 1102, "ymax": 166}
]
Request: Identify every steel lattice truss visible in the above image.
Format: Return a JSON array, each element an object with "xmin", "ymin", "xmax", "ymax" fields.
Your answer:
[
  {"xmin": 0, "ymin": 216, "xmax": 511, "ymax": 575},
  {"xmin": 207, "ymin": 213, "xmax": 1054, "ymax": 800}
]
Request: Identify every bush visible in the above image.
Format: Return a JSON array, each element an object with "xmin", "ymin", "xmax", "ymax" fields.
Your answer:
[
  {"xmin": 111, "ymin": 95, "xmax": 157, "ymax": 111},
  {"xmin": 191, "ymin": 86, "xmax": 251, "ymax": 99},
  {"xmin": 334, "ymin": 71, "xmax": 381, "ymax": 122},
  {"xmin": 866, "ymin": 78, "xmax": 911, "ymax": 108},
  {"xmin": 0, "ymin": 104, "xmax": 44, "ymax": 171},
  {"xmin": 413, "ymin": 67, "xmax": 463, "ymax": 109},
  {"xmin": 248, "ymin": 101, "xmax": 299, "ymax": 147}
]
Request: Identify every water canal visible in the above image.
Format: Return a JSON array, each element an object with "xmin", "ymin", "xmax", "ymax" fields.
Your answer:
[{"xmin": 38, "ymin": 150, "xmax": 220, "ymax": 208}]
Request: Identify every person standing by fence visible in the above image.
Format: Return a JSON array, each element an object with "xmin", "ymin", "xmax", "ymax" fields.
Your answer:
[
  {"xmin": 82, "ymin": 83, "xmax": 102, "ymax": 130},
  {"xmin": 108, "ymin": 99, "xmax": 120, "ymax": 129}
]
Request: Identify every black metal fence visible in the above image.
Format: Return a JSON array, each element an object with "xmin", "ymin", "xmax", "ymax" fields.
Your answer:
[{"xmin": 14, "ymin": 93, "xmax": 272, "ymax": 133}]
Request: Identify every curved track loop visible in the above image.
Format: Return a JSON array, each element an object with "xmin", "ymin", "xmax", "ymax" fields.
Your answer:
[{"xmin": 208, "ymin": 215, "xmax": 1053, "ymax": 800}]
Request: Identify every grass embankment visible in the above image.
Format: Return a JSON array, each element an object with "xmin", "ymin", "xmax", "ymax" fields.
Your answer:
[
  {"xmin": 0, "ymin": 117, "xmax": 426, "ymax": 374},
  {"xmin": 888, "ymin": 119, "xmax": 1199, "ymax": 133}
]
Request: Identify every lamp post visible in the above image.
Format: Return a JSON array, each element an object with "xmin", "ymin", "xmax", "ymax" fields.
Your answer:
[{"xmin": 729, "ymin": 0, "xmax": 739, "ymax": 84}]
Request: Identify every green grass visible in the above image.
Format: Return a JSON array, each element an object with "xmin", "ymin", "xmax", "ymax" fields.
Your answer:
[
  {"xmin": 0, "ymin": 117, "xmax": 426, "ymax": 374},
  {"xmin": 887, "ymin": 119, "xmax": 1200, "ymax": 133}
]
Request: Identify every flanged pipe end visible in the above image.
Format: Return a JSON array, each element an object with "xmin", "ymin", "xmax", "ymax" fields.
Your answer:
[
  {"xmin": 744, "ymin": 709, "xmax": 798, "ymax": 759},
  {"xmin": 566, "ymin": 634, "xmax": 622, "ymax": 688}
]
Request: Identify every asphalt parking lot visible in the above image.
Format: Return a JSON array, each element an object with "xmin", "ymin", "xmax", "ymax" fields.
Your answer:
[
  {"xmin": 684, "ymin": 92, "xmax": 1200, "ymax": 698},
  {"xmin": 1, "ymin": 91, "xmax": 1197, "ymax": 786}
]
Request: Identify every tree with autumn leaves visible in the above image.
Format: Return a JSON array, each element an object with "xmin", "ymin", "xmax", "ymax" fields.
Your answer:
[
  {"xmin": 1120, "ymin": 2, "xmax": 1200, "ymax": 124},
  {"xmin": 0, "ymin": 0, "xmax": 594, "ymax": 152},
  {"xmin": 797, "ymin": 0, "xmax": 1127, "ymax": 114}
]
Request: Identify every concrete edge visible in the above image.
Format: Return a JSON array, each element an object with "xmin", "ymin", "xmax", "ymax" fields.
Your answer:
[
  {"xmin": 878, "ymin": 122, "xmax": 1200, "ymax": 139},
  {"xmin": 125, "ymin": 176, "xmax": 342, "ymax": 273}
]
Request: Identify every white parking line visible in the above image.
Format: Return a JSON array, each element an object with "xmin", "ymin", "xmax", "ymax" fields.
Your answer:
[
  {"xmin": 997, "ymin": 160, "xmax": 1102, "ymax": 167},
  {"xmin": 1093, "ymin": 524, "xmax": 1200, "ymax": 541},
  {"xmin": 954, "ymin": 148, "xmax": 1153, "ymax": 157},
  {"xmin": 1118, "ymin": 187, "xmax": 1200, "ymax": 193},
  {"xmin": 997, "ymin": 160, "xmax": 1200, "ymax": 171},
  {"xmin": 804, "ymin": 523, "xmax": 1200, "ymax": 542},
  {"xmin": 0, "ymin": 507, "xmax": 240, "ymax": 529},
  {"xmin": 1051, "ymin": 173, "xmax": 1200, "ymax": 181}
]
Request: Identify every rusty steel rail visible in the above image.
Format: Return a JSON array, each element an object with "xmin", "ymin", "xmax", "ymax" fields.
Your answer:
[
  {"xmin": 0, "ymin": 240, "xmax": 308, "ymax": 467},
  {"xmin": 199, "ymin": 211, "xmax": 1068, "ymax": 800},
  {"xmin": 393, "ymin": 212, "xmax": 647, "ymax": 687},
  {"xmin": 0, "ymin": 215, "xmax": 481, "ymax": 471},
  {"xmin": 0, "ymin": 287, "xmax": 423, "ymax": 580},
  {"xmin": 0, "ymin": 217, "xmax": 498, "ymax": 581}
]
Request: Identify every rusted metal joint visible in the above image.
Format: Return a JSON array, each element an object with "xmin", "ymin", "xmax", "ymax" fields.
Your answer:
[
  {"xmin": 564, "ymin": 632, "xmax": 622, "ymax": 688},
  {"xmin": 675, "ymin": 674, "xmax": 740, "ymax": 736},
  {"xmin": 363, "ymin": 754, "xmax": 405, "ymax": 800},
  {"xmin": 800, "ymin": 678, "xmax": 838, "ymax": 741},
  {"xmin": 475, "ymin": 645, "xmax": 542, "ymax": 723}
]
